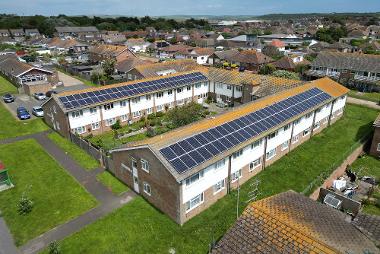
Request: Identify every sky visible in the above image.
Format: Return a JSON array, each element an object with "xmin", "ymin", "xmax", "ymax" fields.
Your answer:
[{"xmin": 1, "ymin": 0, "xmax": 380, "ymax": 16}]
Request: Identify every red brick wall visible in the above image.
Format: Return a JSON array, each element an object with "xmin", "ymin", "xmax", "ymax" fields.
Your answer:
[{"xmin": 370, "ymin": 127, "xmax": 380, "ymax": 157}]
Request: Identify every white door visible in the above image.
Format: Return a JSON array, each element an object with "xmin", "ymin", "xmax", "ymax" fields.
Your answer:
[{"xmin": 132, "ymin": 160, "xmax": 139, "ymax": 193}]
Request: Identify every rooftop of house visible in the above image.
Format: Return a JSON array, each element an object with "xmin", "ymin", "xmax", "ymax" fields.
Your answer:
[
  {"xmin": 311, "ymin": 51, "xmax": 380, "ymax": 73},
  {"xmin": 0, "ymin": 56, "xmax": 52, "ymax": 77},
  {"xmin": 214, "ymin": 49, "xmax": 273, "ymax": 65},
  {"xmin": 88, "ymin": 44, "xmax": 132, "ymax": 57},
  {"xmin": 160, "ymin": 44, "xmax": 193, "ymax": 53},
  {"xmin": 211, "ymin": 191, "xmax": 379, "ymax": 254},
  {"xmin": 271, "ymin": 39, "xmax": 286, "ymax": 48},
  {"xmin": 48, "ymin": 37, "xmax": 85, "ymax": 49},
  {"xmin": 115, "ymin": 57, "xmax": 151, "ymax": 73},
  {"xmin": 273, "ymin": 56, "xmax": 296, "ymax": 70},
  {"xmin": 55, "ymin": 26, "xmax": 99, "ymax": 33},
  {"xmin": 133, "ymin": 59, "xmax": 199, "ymax": 78}
]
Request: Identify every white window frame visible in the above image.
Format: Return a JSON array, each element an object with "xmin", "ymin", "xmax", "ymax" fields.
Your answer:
[
  {"xmin": 232, "ymin": 149, "xmax": 243, "ymax": 159},
  {"xmin": 105, "ymin": 118, "xmax": 116, "ymax": 126},
  {"xmin": 213, "ymin": 179, "xmax": 225, "ymax": 194},
  {"xmin": 103, "ymin": 103, "xmax": 114, "ymax": 111},
  {"xmin": 292, "ymin": 135, "xmax": 299, "ymax": 143},
  {"xmin": 132, "ymin": 111, "xmax": 141, "ymax": 118},
  {"xmin": 303, "ymin": 127, "xmax": 311, "ymax": 137},
  {"xmin": 72, "ymin": 126, "xmax": 86, "ymax": 134},
  {"xmin": 90, "ymin": 107, "xmax": 97, "ymax": 114},
  {"xmin": 251, "ymin": 139, "xmax": 262, "ymax": 149},
  {"xmin": 249, "ymin": 158, "xmax": 261, "ymax": 172},
  {"xmin": 377, "ymin": 143, "xmax": 380, "ymax": 152},
  {"xmin": 281, "ymin": 140, "xmax": 289, "ymax": 151},
  {"xmin": 120, "ymin": 114, "xmax": 129, "ymax": 122},
  {"xmin": 143, "ymin": 182, "xmax": 151, "ymax": 196},
  {"xmin": 266, "ymin": 148, "xmax": 276, "ymax": 161},
  {"xmin": 71, "ymin": 110, "xmax": 83, "ymax": 118},
  {"xmin": 91, "ymin": 122, "xmax": 100, "ymax": 130},
  {"xmin": 313, "ymin": 121, "xmax": 320, "ymax": 130},
  {"xmin": 185, "ymin": 170, "xmax": 204, "ymax": 186},
  {"xmin": 141, "ymin": 159, "xmax": 149, "ymax": 173},
  {"xmin": 231, "ymin": 169, "xmax": 242, "ymax": 183},
  {"xmin": 185, "ymin": 192, "xmax": 204, "ymax": 213},
  {"xmin": 120, "ymin": 100, "xmax": 127, "ymax": 107}
]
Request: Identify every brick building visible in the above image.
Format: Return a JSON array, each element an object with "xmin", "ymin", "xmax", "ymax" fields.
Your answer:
[{"xmin": 370, "ymin": 113, "xmax": 380, "ymax": 158}]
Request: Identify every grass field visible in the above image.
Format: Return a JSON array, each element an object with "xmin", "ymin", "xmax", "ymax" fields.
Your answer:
[
  {"xmin": 96, "ymin": 171, "xmax": 129, "ymax": 195},
  {"xmin": 0, "ymin": 75, "xmax": 17, "ymax": 95},
  {"xmin": 41, "ymin": 104, "xmax": 379, "ymax": 253},
  {"xmin": 348, "ymin": 90, "xmax": 380, "ymax": 103},
  {"xmin": 352, "ymin": 155, "xmax": 380, "ymax": 216},
  {"xmin": 0, "ymin": 103, "xmax": 49, "ymax": 140},
  {"xmin": 0, "ymin": 139, "xmax": 97, "ymax": 246},
  {"xmin": 47, "ymin": 132, "xmax": 99, "ymax": 171}
]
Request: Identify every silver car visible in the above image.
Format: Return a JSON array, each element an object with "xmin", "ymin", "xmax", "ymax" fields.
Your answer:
[
  {"xmin": 32, "ymin": 106, "xmax": 44, "ymax": 117},
  {"xmin": 34, "ymin": 92, "xmax": 46, "ymax": 100}
]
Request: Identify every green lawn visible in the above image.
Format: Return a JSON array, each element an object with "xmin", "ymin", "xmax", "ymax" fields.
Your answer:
[
  {"xmin": 348, "ymin": 90, "xmax": 380, "ymax": 103},
  {"xmin": 0, "ymin": 139, "xmax": 97, "ymax": 246},
  {"xmin": 0, "ymin": 75, "xmax": 17, "ymax": 95},
  {"xmin": 40, "ymin": 104, "xmax": 379, "ymax": 253},
  {"xmin": 0, "ymin": 103, "xmax": 49, "ymax": 140},
  {"xmin": 47, "ymin": 132, "xmax": 99, "ymax": 171},
  {"xmin": 352, "ymin": 155, "xmax": 380, "ymax": 216},
  {"xmin": 96, "ymin": 171, "xmax": 129, "ymax": 195}
]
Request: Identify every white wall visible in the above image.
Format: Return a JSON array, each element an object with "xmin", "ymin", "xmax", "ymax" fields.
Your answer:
[
  {"xmin": 266, "ymin": 126, "xmax": 292, "ymax": 151},
  {"xmin": 68, "ymin": 106, "xmax": 101, "ymax": 129},
  {"xmin": 130, "ymin": 95, "xmax": 154, "ymax": 113},
  {"xmin": 231, "ymin": 140, "xmax": 264, "ymax": 173},
  {"xmin": 102, "ymin": 100, "xmax": 130, "ymax": 120},
  {"xmin": 315, "ymin": 102, "xmax": 332, "ymax": 122},
  {"xmin": 332, "ymin": 96, "xmax": 346, "ymax": 113},
  {"xmin": 155, "ymin": 90, "xmax": 175, "ymax": 107},
  {"xmin": 293, "ymin": 113, "xmax": 314, "ymax": 136},
  {"xmin": 176, "ymin": 85, "xmax": 193, "ymax": 101}
]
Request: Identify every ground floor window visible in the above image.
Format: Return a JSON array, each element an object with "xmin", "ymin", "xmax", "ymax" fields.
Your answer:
[
  {"xmin": 231, "ymin": 169, "xmax": 242, "ymax": 182},
  {"xmin": 213, "ymin": 179, "xmax": 225, "ymax": 194},
  {"xmin": 249, "ymin": 158, "xmax": 261, "ymax": 172},
  {"xmin": 143, "ymin": 182, "xmax": 151, "ymax": 196},
  {"xmin": 303, "ymin": 127, "xmax": 311, "ymax": 137},
  {"xmin": 313, "ymin": 121, "xmax": 320, "ymax": 130},
  {"xmin": 281, "ymin": 140, "xmax": 289, "ymax": 151},
  {"xmin": 186, "ymin": 192, "xmax": 204, "ymax": 212},
  {"xmin": 132, "ymin": 111, "xmax": 141, "ymax": 118},
  {"xmin": 105, "ymin": 118, "xmax": 117, "ymax": 126},
  {"xmin": 292, "ymin": 135, "xmax": 299, "ymax": 143},
  {"xmin": 377, "ymin": 143, "xmax": 380, "ymax": 152},
  {"xmin": 120, "ymin": 114, "xmax": 129, "ymax": 122},
  {"xmin": 91, "ymin": 122, "xmax": 100, "ymax": 130},
  {"xmin": 146, "ymin": 107, "xmax": 153, "ymax": 114},
  {"xmin": 156, "ymin": 105, "xmax": 164, "ymax": 112},
  {"xmin": 266, "ymin": 148, "xmax": 276, "ymax": 160},
  {"xmin": 72, "ymin": 126, "xmax": 86, "ymax": 134}
]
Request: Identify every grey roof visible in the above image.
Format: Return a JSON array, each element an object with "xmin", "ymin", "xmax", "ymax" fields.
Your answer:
[
  {"xmin": 55, "ymin": 26, "xmax": 99, "ymax": 33},
  {"xmin": 25, "ymin": 29, "xmax": 40, "ymax": 35},
  {"xmin": 312, "ymin": 52, "xmax": 380, "ymax": 73},
  {"xmin": 353, "ymin": 212, "xmax": 380, "ymax": 244},
  {"xmin": 0, "ymin": 57, "xmax": 51, "ymax": 77},
  {"xmin": 212, "ymin": 191, "xmax": 380, "ymax": 254}
]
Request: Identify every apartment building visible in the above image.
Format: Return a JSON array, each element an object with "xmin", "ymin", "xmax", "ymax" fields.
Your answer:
[
  {"xmin": 307, "ymin": 51, "xmax": 380, "ymax": 91},
  {"xmin": 109, "ymin": 77, "xmax": 349, "ymax": 224},
  {"xmin": 41, "ymin": 71, "xmax": 209, "ymax": 138}
]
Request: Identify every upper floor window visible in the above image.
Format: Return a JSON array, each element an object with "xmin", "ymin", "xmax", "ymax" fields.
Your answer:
[
  {"xmin": 215, "ymin": 159, "xmax": 225, "ymax": 169},
  {"xmin": 185, "ymin": 170, "xmax": 204, "ymax": 186},
  {"xmin": 167, "ymin": 90, "xmax": 173, "ymax": 95},
  {"xmin": 120, "ymin": 100, "xmax": 127, "ymax": 107},
  {"xmin": 177, "ymin": 88, "xmax": 183, "ymax": 93},
  {"xmin": 283, "ymin": 124, "xmax": 291, "ymax": 131},
  {"xmin": 141, "ymin": 159, "xmax": 149, "ymax": 173},
  {"xmin": 131, "ymin": 97, "xmax": 140, "ymax": 104},
  {"xmin": 232, "ymin": 149, "xmax": 243, "ymax": 159},
  {"xmin": 195, "ymin": 83, "xmax": 201, "ymax": 89},
  {"xmin": 104, "ymin": 103, "xmax": 114, "ymax": 111},
  {"xmin": 226, "ymin": 85, "xmax": 232, "ymax": 90},
  {"xmin": 187, "ymin": 86, "xmax": 191, "ymax": 91},
  {"xmin": 90, "ymin": 107, "xmax": 97, "ymax": 114},
  {"xmin": 156, "ymin": 92, "xmax": 164, "ymax": 98},
  {"xmin": 146, "ymin": 95, "xmax": 152, "ymax": 100},
  {"xmin": 143, "ymin": 182, "xmax": 151, "ymax": 196},
  {"xmin": 251, "ymin": 139, "xmax": 262, "ymax": 149},
  {"xmin": 236, "ymin": 86, "xmax": 242, "ymax": 92},
  {"xmin": 267, "ymin": 131, "xmax": 278, "ymax": 140},
  {"xmin": 71, "ymin": 110, "xmax": 83, "ymax": 118}
]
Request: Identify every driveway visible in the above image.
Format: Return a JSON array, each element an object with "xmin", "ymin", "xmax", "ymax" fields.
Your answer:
[
  {"xmin": 57, "ymin": 71, "xmax": 84, "ymax": 87},
  {"xmin": 2, "ymin": 94, "xmax": 45, "ymax": 120}
]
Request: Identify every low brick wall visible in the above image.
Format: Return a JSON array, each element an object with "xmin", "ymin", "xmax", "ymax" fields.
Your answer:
[{"xmin": 310, "ymin": 141, "xmax": 368, "ymax": 200}]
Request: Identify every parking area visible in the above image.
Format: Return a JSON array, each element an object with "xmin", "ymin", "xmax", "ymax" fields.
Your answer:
[{"xmin": 2, "ymin": 94, "xmax": 45, "ymax": 120}]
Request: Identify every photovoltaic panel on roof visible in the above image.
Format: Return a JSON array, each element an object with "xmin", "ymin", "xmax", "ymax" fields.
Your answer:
[
  {"xmin": 160, "ymin": 87, "xmax": 332, "ymax": 174},
  {"xmin": 58, "ymin": 72, "xmax": 208, "ymax": 110}
]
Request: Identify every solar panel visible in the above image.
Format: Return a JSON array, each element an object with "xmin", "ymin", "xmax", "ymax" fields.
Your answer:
[
  {"xmin": 58, "ymin": 72, "xmax": 208, "ymax": 110},
  {"xmin": 160, "ymin": 88, "xmax": 333, "ymax": 174}
]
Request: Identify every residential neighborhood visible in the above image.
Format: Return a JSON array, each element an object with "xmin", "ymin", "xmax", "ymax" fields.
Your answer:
[{"xmin": 0, "ymin": 3, "xmax": 380, "ymax": 254}]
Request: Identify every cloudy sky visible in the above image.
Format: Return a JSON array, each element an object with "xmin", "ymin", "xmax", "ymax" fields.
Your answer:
[{"xmin": 1, "ymin": 0, "xmax": 380, "ymax": 16}]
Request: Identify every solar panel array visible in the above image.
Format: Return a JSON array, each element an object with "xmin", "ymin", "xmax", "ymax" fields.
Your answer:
[
  {"xmin": 58, "ymin": 72, "xmax": 207, "ymax": 110},
  {"xmin": 160, "ymin": 87, "xmax": 332, "ymax": 174}
]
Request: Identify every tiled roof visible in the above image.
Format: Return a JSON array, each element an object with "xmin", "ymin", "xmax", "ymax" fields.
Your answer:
[
  {"xmin": 353, "ymin": 213, "xmax": 380, "ymax": 244},
  {"xmin": 88, "ymin": 44, "xmax": 130, "ymax": 57},
  {"xmin": 133, "ymin": 59, "xmax": 199, "ymax": 78},
  {"xmin": 55, "ymin": 26, "xmax": 99, "ymax": 33},
  {"xmin": 115, "ymin": 57, "xmax": 151, "ymax": 73},
  {"xmin": 271, "ymin": 39, "xmax": 286, "ymax": 48},
  {"xmin": 273, "ymin": 56, "xmax": 296, "ymax": 70},
  {"xmin": 160, "ymin": 44, "xmax": 193, "ymax": 53},
  {"xmin": 48, "ymin": 37, "xmax": 84, "ymax": 49},
  {"xmin": 216, "ymin": 49, "xmax": 273, "ymax": 65},
  {"xmin": 311, "ymin": 51, "xmax": 380, "ymax": 73},
  {"xmin": 212, "ymin": 191, "xmax": 379, "ymax": 254},
  {"xmin": 0, "ymin": 57, "xmax": 33, "ymax": 76}
]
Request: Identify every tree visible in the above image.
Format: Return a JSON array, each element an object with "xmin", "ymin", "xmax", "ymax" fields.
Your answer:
[
  {"xmin": 111, "ymin": 120, "xmax": 122, "ymax": 130},
  {"xmin": 258, "ymin": 64, "xmax": 276, "ymax": 75},
  {"xmin": 295, "ymin": 64, "xmax": 309, "ymax": 74},
  {"xmin": 272, "ymin": 70, "xmax": 300, "ymax": 80},
  {"xmin": 166, "ymin": 102, "xmax": 203, "ymax": 128},
  {"xmin": 262, "ymin": 45, "xmax": 283, "ymax": 59},
  {"xmin": 102, "ymin": 59, "xmax": 116, "ymax": 79}
]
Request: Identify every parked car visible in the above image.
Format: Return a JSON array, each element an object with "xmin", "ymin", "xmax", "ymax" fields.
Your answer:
[
  {"xmin": 34, "ymin": 92, "xmax": 46, "ymax": 100},
  {"xmin": 32, "ymin": 106, "xmax": 44, "ymax": 117},
  {"xmin": 2, "ymin": 93, "xmax": 15, "ymax": 103},
  {"xmin": 46, "ymin": 90, "xmax": 58, "ymax": 97},
  {"xmin": 17, "ymin": 107, "xmax": 31, "ymax": 120}
]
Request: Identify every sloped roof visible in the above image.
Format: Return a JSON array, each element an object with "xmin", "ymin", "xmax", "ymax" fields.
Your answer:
[
  {"xmin": 212, "ymin": 191, "xmax": 379, "ymax": 254},
  {"xmin": 214, "ymin": 49, "xmax": 273, "ymax": 65},
  {"xmin": 48, "ymin": 37, "xmax": 85, "ymax": 49},
  {"xmin": 55, "ymin": 26, "xmax": 99, "ymax": 33},
  {"xmin": 0, "ymin": 57, "xmax": 52, "ymax": 77},
  {"xmin": 88, "ymin": 44, "xmax": 131, "ymax": 57},
  {"xmin": 160, "ymin": 44, "xmax": 193, "ymax": 53},
  {"xmin": 373, "ymin": 113, "xmax": 380, "ymax": 127},
  {"xmin": 133, "ymin": 59, "xmax": 199, "ymax": 78},
  {"xmin": 273, "ymin": 56, "xmax": 296, "ymax": 70},
  {"xmin": 115, "ymin": 57, "xmax": 151, "ymax": 73},
  {"xmin": 271, "ymin": 39, "xmax": 286, "ymax": 48},
  {"xmin": 311, "ymin": 51, "xmax": 380, "ymax": 73}
]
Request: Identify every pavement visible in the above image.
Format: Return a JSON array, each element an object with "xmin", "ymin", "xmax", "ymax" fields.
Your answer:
[
  {"xmin": 2, "ymin": 95, "xmax": 45, "ymax": 120},
  {"xmin": 0, "ymin": 131, "xmax": 136, "ymax": 254},
  {"xmin": 57, "ymin": 71, "xmax": 84, "ymax": 87},
  {"xmin": 347, "ymin": 97, "xmax": 380, "ymax": 110}
]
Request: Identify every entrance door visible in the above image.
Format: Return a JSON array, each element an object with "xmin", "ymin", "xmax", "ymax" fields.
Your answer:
[{"xmin": 132, "ymin": 159, "xmax": 139, "ymax": 193}]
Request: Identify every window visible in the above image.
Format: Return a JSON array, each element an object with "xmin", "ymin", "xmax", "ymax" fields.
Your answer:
[
  {"xmin": 316, "ymin": 108, "xmax": 322, "ymax": 114},
  {"xmin": 143, "ymin": 182, "xmax": 151, "ymax": 196},
  {"xmin": 132, "ymin": 111, "xmax": 141, "ymax": 118},
  {"xmin": 195, "ymin": 83, "xmax": 201, "ymax": 89},
  {"xmin": 236, "ymin": 86, "xmax": 242, "ymax": 92},
  {"xmin": 313, "ymin": 121, "xmax": 320, "ymax": 130},
  {"xmin": 294, "ymin": 119, "xmax": 301, "ymax": 125},
  {"xmin": 91, "ymin": 122, "xmax": 100, "ymax": 130},
  {"xmin": 156, "ymin": 92, "xmax": 164, "ymax": 98},
  {"xmin": 251, "ymin": 140, "xmax": 262, "ymax": 149},
  {"xmin": 177, "ymin": 88, "xmax": 183, "ymax": 93},
  {"xmin": 72, "ymin": 126, "xmax": 86, "ymax": 134},
  {"xmin": 214, "ymin": 180, "xmax": 225, "ymax": 194},
  {"xmin": 305, "ymin": 113, "xmax": 313, "ymax": 119},
  {"xmin": 105, "ymin": 118, "xmax": 116, "ymax": 126},
  {"xmin": 187, "ymin": 86, "xmax": 191, "ymax": 91},
  {"xmin": 283, "ymin": 124, "xmax": 291, "ymax": 131},
  {"xmin": 146, "ymin": 108, "xmax": 153, "ymax": 114},
  {"xmin": 267, "ymin": 131, "xmax": 278, "ymax": 140},
  {"xmin": 146, "ymin": 95, "xmax": 151, "ymax": 100},
  {"xmin": 131, "ymin": 97, "xmax": 140, "ymax": 104},
  {"xmin": 90, "ymin": 107, "xmax": 97, "ymax": 114},
  {"xmin": 186, "ymin": 193, "xmax": 204, "ymax": 212},
  {"xmin": 141, "ymin": 159, "xmax": 149, "ymax": 173},
  {"xmin": 177, "ymin": 99, "xmax": 184, "ymax": 105},
  {"xmin": 226, "ymin": 85, "xmax": 232, "ymax": 90},
  {"xmin": 249, "ymin": 158, "xmax": 261, "ymax": 172},
  {"xmin": 121, "ymin": 114, "xmax": 129, "ymax": 122},
  {"xmin": 104, "ymin": 103, "xmax": 114, "ymax": 110},
  {"xmin": 281, "ymin": 140, "xmax": 289, "ymax": 151},
  {"xmin": 303, "ymin": 128, "xmax": 311, "ymax": 137},
  {"xmin": 377, "ymin": 143, "xmax": 380, "ymax": 152},
  {"xmin": 215, "ymin": 159, "xmax": 225, "ymax": 169},
  {"xmin": 185, "ymin": 170, "xmax": 204, "ymax": 186},
  {"xmin": 216, "ymin": 83, "xmax": 223, "ymax": 89},
  {"xmin": 157, "ymin": 105, "xmax": 164, "ymax": 112},
  {"xmin": 120, "ymin": 100, "xmax": 127, "ymax": 107},
  {"xmin": 232, "ymin": 149, "xmax": 243, "ymax": 159},
  {"xmin": 167, "ymin": 90, "xmax": 173, "ymax": 95},
  {"xmin": 131, "ymin": 158, "xmax": 137, "ymax": 169},
  {"xmin": 71, "ymin": 110, "xmax": 83, "ymax": 118},
  {"xmin": 231, "ymin": 169, "xmax": 242, "ymax": 182},
  {"xmin": 292, "ymin": 135, "xmax": 299, "ymax": 143},
  {"xmin": 266, "ymin": 148, "xmax": 276, "ymax": 160}
]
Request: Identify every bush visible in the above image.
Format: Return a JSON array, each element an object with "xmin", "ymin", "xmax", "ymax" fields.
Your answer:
[
  {"xmin": 166, "ymin": 102, "xmax": 203, "ymax": 128},
  {"xmin": 272, "ymin": 70, "xmax": 300, "ymax": 80},
  {"xmin": 155, "ymin": 111, "xmax": 165, "ymax": 117},
  {"xmin": 48, "ymin": 241, "xmax": 61, "ymax": 254},
  {"xmin": 258, "ymin": 64, "xmax": 276, "ymax": 75},
  {"xmin": 111, "ymin": 120, "xmax": 122, "ymax": 130},
  {"xmin": 146, "ymin": 127, "xmax": 156, "ymax": 137},
  {"xmin": 147, "ymin": 113, "xmax": 156, "ymax": 120},
  {"xmin": 18, "ymin": 194, "xmax": 33, "ymax": 215}
]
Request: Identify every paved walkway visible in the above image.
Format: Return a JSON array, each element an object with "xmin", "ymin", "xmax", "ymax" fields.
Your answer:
[
  {"xmin": 347, "ymin": 97, "xmax": 380, "ymax": 110},
  {"xmin": 0, "ymin": 131, "xmax": 136, "ymax": 254}
]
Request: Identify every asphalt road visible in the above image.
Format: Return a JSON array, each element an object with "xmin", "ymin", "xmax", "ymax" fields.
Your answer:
[{"xmin": 2, "ymin": 94, "xmax": 45, "ymax": 120}]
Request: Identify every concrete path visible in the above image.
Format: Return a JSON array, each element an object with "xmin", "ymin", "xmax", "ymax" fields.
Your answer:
[
  {"xmin": 0, "ymin": 218, "xmax": 20, "ymax": 254},
  {"xmin": 347, "ymin": 97, "xmax": 380, "ymax": 110},
  {"xmin": 57, "ymin": 71, "xmax": 84, "ymax": 87},
  {"xmin": 0, "ymin": 131, "xmax": 136, "ymax": 254}
]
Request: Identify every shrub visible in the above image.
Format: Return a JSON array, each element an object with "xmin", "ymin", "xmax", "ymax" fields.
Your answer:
[
  {"xmin": 146, "ymin": 127, "xmax": 156, "ymax": 137},
  {"xmin": 147, "ymin": 113, "xmax": 156, "ymax": 120},
  {"xmin": 18, "ymin": 193, "xmax": 33, "ymax": 215},
  {"xmin": 48, "ymin": 241, "xmax": 61, "ymax": 254},
  {"xmin": 155, "ymin": 111, "xmax": 165, "ymax": 117},
  {"xmin": 111, "ymin": 120, "xmax": 122, "ymax": 130},
  {"xmin": 272, "ymin": 70, "xmax": 300, "ymax": 80}
]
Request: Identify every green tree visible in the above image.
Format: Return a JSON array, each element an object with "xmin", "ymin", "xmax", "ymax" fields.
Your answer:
[
  {"xmin": 102, "ymin": 59, "xmax": 116, "ymax": 79},
  {"xmin": 166, "ymin": 102, "xmax": 203, "ymax": 128},
  {"xmin": 272, "ymin": 70, "xmax": 300, "ymax": 80},
  {"xmin": 258, "ymin": 64, "xmax": 276, "ymax": 75}
]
